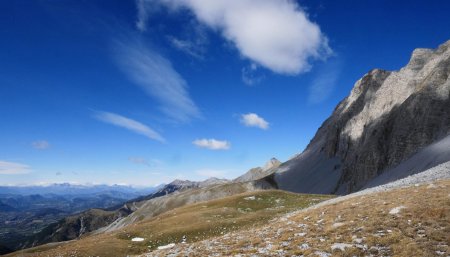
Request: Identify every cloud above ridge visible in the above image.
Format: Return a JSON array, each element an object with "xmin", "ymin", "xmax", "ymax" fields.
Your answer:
[{"xmin": 137, "ymin": 0, "xmax": 331, "ymax": 74}]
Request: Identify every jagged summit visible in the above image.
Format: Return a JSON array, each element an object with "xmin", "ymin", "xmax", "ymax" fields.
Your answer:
[
  {"xmin": 234, "ymin": 157, "xmax": 281, "ymax": 183},
  {"xmin": 263, "ymin": 158, "xmax": 282, "ymax": 171}
]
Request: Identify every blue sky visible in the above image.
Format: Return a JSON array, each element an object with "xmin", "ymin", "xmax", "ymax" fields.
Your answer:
[{"xmin": 1, "ymin": 0, "xmax": 449, "ymax": 186}]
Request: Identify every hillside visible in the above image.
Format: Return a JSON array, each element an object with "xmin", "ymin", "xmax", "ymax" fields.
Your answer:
[
  {"xmin": 97, "ymin": 179, "xmax": 275, "ymax": 233},
  {"xmin": 145, "ymin": 162, "xmax": 450, "ymax": 257},
  {"xmin": 10, "ymin": 177, "xmax": 269, "ymax": 252},
  {"xmin": 6, "ymin": 162, "xmax": 449, "ymax": 256},
  {"xmin": 8, "ymin": 191, "xmax": 333, "ymax": 256},
  {"xmin": 271, "ymin": 39, "xmax": 450, "ymax": 194}
]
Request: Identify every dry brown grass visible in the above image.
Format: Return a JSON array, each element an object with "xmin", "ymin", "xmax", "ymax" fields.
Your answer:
[
  {"xmin": 8, "ymin": 190, "xmax": 332, "ymax": 257},
  {"xmin": 146, "ymin": 179, "xmax": 450, "ymax": 257}
]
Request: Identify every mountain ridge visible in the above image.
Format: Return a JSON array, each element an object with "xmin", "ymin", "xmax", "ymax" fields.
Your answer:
[{"xmin": 272, "ymin": 39, "xmax": 450, "ymax": 194}]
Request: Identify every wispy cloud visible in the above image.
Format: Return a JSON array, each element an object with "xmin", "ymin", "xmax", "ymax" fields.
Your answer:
[
  {"xmin": 193, "ymin": 138, "xmax": 230, "ymax": 150},
  {"xmin": 168, "ymin": 36, "xmax": 204, "ymax": 59},
  {"xmin": 139, "ymin": 0, "xmax": 331, "ymax": 74},
  {"xmin": 135, "ymin": 0, "xmax": 153, "ymax": 32},
  {"xmin": 31, "ymin": 140, "xmax": 50, "ymax": 150},
  {"xmin": 113, "ymin": 39, "xmax": 201, "ymax": 123},
  {"xmin": 167, "ymin": 22, "xmax": 209, "ymax": 59},
  {"xmin": 308, "ymin": 59, "xmax": 342, "ymax": 104},
  {"xmin": 94, "ymin": 111, "xmax": 165, "ymax": 142},
  {"xmin": 241, "ymin": 64, "xmax": 265, "ymax": 85},
  {"xmin": 240, "ymin": 113, "xmax": 269, "ymax": 130},
  {"xmin": 0, "ymin": 161, "xmax": 32, "ymax": 175}
]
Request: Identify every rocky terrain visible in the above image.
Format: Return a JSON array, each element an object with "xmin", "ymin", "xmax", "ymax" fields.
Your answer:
[
  {"xmin": 272, "ymin": 40, "xmax": 450, "ymax": 194},
  {"xmin": 144, "ymin": 162, "xmax": 450, "ymax": 257}
]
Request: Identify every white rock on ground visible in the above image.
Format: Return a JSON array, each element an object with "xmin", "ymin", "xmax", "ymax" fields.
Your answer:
[
  {"xmin": 389, "ymin": 206, "xmax": 406, "ymax": 215},
  {"xmin": 157, "ymin": 243, "xmax": 175, "ymax": 250},
  {"xmin": 331, "ymin": 243, "xmax": 353, "ymax": 251}
]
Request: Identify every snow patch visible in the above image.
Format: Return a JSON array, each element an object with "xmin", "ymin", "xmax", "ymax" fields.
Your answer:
[
  {"xmin": 131, "ymin": 237, "xmax": 144, "ymax": 242},
  {"xmin": 157, "ymin": 243, "xmax": 175, "ymax": 250},
  {"xmin": 244, "ymin": 196, "xmax": 255, "ymax": 200},
  {"xmin": 389, "ymin": 206, "xmax": 406, "ymax": 214}
]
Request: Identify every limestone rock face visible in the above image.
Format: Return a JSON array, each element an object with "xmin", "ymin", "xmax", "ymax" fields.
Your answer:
[{"xmin": 274, "ymin": 40, "xmax": 450, "ymax": 194}]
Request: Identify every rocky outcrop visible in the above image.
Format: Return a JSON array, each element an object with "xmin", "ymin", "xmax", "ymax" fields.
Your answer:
[{"xmin": 274, "ymin": 40, "xmax": 450, "ymax": 194}]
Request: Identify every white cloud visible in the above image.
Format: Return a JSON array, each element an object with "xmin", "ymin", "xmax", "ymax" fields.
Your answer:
[
  {"xmin": 114, "ymin": 39, "xmax": 201, "ymax": 123},
  {"xmin": 0, "ymin": 161, "xmax": 32, "ymax": 175},
  {"xmin": 193, "ymin": 138, "xmax": 230, "ymax": 150},
  {"xmin": 138, "ymin": 0, "xmax": 331, "ymax": 74},
  {"xmin": 94, "ymin": 111, "xmax": 165, "ymax": 142},
  {"xmin": 240, "ymin": 113, "xmax": 269, "ymax": 129},
  {"xmin": 32, "ymin": 140, "xmax": 50, "ymax": 150}
]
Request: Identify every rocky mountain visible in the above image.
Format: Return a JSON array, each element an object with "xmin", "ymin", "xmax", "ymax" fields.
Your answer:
[
  {"xmin": 363, "ymin": 134, "xmax": 450, "ymax": 189},
  {"xmin": 271, "ymin": 40, "xmax": 450, "ymax": 194},
  {"xmin": 234, "ymin": 158, "xmax": 281, "ymax": 183}
]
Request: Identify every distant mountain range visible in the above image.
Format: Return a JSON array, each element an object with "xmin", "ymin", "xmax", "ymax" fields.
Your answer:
[
  {"xmin": 0, "ymin": 183, "xmax": 158, "ymax": 254},
  {"xmin": 0, "ymin": 183, "xmax": 156, "ymax": 196}
]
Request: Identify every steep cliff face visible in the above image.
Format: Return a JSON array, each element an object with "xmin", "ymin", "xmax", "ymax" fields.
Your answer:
[{"xmin": 274, "ymin": 40, "xmax": 450, "ymax": 194}]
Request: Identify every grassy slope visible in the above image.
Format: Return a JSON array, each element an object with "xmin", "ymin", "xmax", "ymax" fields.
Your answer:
[
  {"xmin": 148, "ymin": 179, "xmax": 450, "ymax": 257},
  {"xmin": 9, "ymin": 190, "xmax": 333, "ymax": 256}
]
